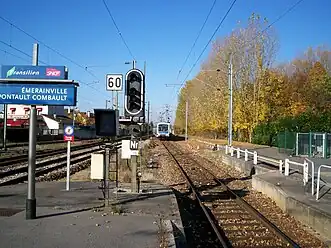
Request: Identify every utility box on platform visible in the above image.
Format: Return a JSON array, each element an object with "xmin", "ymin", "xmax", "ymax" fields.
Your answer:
[{"xmin": 90, "ymin": 152, "xmax": 108, "ymax": 180}]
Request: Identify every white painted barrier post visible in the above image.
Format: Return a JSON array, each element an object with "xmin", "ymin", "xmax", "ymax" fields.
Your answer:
[
  {"xmin": 230, "ymin": 147, "xmax": 234, "ymax": 156},
  {"xmin": 225, "ymin": 145, "xmax": 228, "ymax": 154},
  {"xmin": 303, "ymin": 160, "xmax": 309, "ymax": 185},
  {"xmin": 305, "ymin": 159, "xmax": 315, "ymax": 196},
  {"xmin": 279, "ymin": 160, "xmax": 283, "ymax": 173},
  {"xmin": 284, "ymin": 159, "xmax": 290, "ymax": 176},
  {"xmin": 253, "ymin": 151, "xmax": 257, "ymax": 165},
  {"xmin": 244, "ymin": 149, "xmax": 248, "ymax": 161},
  {"xmin": 236, "ymin": 148, "xmax": 240, "ymax": 158}
]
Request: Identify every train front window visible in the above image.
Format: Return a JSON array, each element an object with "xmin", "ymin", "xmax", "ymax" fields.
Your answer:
[{"xmin": 158, "ymin": 125, "xmax": 168, "ymax": 132}]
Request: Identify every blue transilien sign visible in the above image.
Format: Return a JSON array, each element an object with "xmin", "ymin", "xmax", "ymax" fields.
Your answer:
[
  {"xmin": 0, "ymin": 83, "xmax": 77, "ymax": 106},
  {"xmin": 1, "ymin": 65, "xmax": 66, "ymax": 79}
]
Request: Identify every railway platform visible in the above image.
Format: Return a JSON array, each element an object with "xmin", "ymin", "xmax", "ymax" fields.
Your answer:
[
  {"xmin": 194, "ymin": 138, "xmax": 331, "ymax": 244},
  {"xmin": 0, "ymin": 181, "xmax": 184, "ymax": 248}
]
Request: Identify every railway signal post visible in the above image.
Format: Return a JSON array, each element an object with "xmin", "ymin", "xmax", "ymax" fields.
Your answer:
[
  {"xmin": 130, "ymin": 138, "xmax": 139, "ymax": 193},
  {"xmin": 119, "ymin": 66, "xmax": 146, "ymax": 193}
]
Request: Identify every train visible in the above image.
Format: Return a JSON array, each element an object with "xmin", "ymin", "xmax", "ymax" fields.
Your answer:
[{"xmin": 155, "ymin": 122, "xmax": 172, "ymax": 140}]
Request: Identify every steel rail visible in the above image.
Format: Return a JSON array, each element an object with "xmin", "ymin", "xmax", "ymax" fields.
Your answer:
[
  {"xmin": 162, "ymin": 142, "xmax": 230, "ymax": 247},
  {"xmin": 163, "ymin": 141, "xmax": 300, "ymax": 248}
]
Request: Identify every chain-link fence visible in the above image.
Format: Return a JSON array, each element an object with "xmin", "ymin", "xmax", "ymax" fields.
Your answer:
[
  {"xmin": 277, "ymin": 131, "xmax": 296, "ymax": 155},
  {"xmin": 296, "ymin": 133, "xmax": 310, "ymax": 157},
  {"xmin": 296, "ymin": 132, "xmax": 330, "ymax": 158},
  {"xmin": 278, "ymin": 131, "xmax": 331, "ymax": 158}
]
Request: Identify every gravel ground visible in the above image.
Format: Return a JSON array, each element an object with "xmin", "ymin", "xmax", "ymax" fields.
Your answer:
[
  {"xmin": 0, "ymin": 146, "xmax": 101, "ymax": 185},
  {"xmin": 37, "ymin": 160, "xmax": 91, "ymax": 182},
  {"xmin": 176, "ymin": 140, "xmax": 327, "ymax": 248},
  {"xmin": 146, "ymin": 140, "xmax": 223, "ymax": 247},
  {"xmin": 164, "ymin": 141, "xmax": 290, "ymax": 247}
]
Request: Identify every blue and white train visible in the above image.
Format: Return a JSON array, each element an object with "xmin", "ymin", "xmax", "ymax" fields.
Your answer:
[{"xmin": 156, "ymin": 122, "xmax": 171, "ymax": 140}]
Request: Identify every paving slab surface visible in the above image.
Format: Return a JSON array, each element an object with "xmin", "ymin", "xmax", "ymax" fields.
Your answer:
[
  {"xmin": 0, "ymin": 181, "xmax": 182, "ymax": 248},
  {"xmin": 0, "ymin": 208, "xmax": 159, "ymax": 248}
]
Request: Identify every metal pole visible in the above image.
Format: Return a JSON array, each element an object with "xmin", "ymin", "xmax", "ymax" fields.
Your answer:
[
  {"xmin": 115, "ymin": 147, "xmax": 118, "ymax": 188},
  {"xmin": 131, "ymin": 155, "xmax": 137, "ymax": 193},
  {"xmin": 185, "ymin": 100, "xmax": 188, "ymax": 141},
  {"xmin": 144, "ymin": 61, "xmax": 146, "ymax": 78},
  {"xmin": 3, "ymin": 104, "xmax": 7, "ymax": 150},
  {"xmin": 104, "ymin": 147, "xmax": 110, "ymax": 206},
  {"xmin": 228, "ymin": 54, "xmax": 233, "ymax": 147},
  {"xmin": 26, "ymin": 43, "xmax": 38, "ymax": 220},
  {"xmin": 105, "ymin": 100, "xmax": 108, "ymax": 109},
  {"xmin": 115, "ymin": 92, "xmax": 119, "ymax": 110},
  {"xmin": 132, "ymin": 60, "xmax": 136, "ymax": 69},
  {"xmin": 72, "ymin": 108, "xmax": 75, "ymax": 128},
  {"xmin": 112, "ymin": 91, "xmax": 115, "ymax": 110},
  {"xmin": 147, "ymin": 101, "xmax": 150, "ymax": 136},
  {"xmin": 66, "ymin": 141, "xmax": 71, "ymax": 191},
  {"xmin": 144, "ymin": 61, "xmax": 146, "ymax": 125}
]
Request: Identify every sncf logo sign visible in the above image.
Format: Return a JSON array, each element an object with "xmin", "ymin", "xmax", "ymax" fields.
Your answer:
[{"xmin": 46, "ymin": 68, "xmax": 61, "ymax": 77}]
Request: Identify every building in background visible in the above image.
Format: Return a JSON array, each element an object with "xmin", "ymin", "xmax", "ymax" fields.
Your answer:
[
  {"xmin": 6, "ymin": 104, "xmax": 64, "ymax": 118},
  {"xmin": 2, "ymin": 104, "xmax": 67, "ymax": 128}
]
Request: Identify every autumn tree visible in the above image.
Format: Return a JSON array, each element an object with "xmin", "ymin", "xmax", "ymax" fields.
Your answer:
[{"xmin": 175, "ymin": 13, "xmax": 331, "ymax": 144}]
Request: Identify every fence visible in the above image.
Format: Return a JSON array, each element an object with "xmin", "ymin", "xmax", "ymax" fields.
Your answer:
[
  {"xmin": 277, "ymin": 131, "xmax": 296, "ymax": 155},
  {"xmin": 278, "ymin": 132, "xmax": 331, "ymax": 158},
  {"xmin": 316, "ymin": 165, "xmax": 331, "ymax": 200},
  {"xmin": 196, "ymin": 139, "xmax": 318, "ymax": 199},
  {"xmin": 296, "ymin": 132, "xmax": 330, "ymax": 158}
]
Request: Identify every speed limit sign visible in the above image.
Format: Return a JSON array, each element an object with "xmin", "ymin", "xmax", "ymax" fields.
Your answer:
[{"xmin": 106, "ymin": 74, "xmax": 123, "ymax": 91}]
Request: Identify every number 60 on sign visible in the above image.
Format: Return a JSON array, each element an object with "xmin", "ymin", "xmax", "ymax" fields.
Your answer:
[{"xmin": 106, "ymin": 74, "xmax": 123, "ymax": 91}]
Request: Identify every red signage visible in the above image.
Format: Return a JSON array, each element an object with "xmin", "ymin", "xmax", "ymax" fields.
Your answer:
[
  {"xmin": 46, "ymin": 68, "xmax": 62, "ymax": 77},
  {"xmin": 64, "ymin": 136, "xmax": 74, "ymax": 142}
]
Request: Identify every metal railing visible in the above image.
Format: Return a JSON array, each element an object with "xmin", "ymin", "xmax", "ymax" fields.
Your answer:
[
  {"xmin": 316, "ymin": 165, "xmax": 331, "ymax": 201},
  {"xmin": 195, "ymin": 139, "xmax": 315, "ymax": 196}
]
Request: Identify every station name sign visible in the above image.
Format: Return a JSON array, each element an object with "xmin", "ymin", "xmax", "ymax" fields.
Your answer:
[
  {"xmin": 0, "ymin": 83, "xmax": 77, "ymax": 106},
  {"xmin": 1, "ymin": 65, "xmax": 66, "ymax": 80}
]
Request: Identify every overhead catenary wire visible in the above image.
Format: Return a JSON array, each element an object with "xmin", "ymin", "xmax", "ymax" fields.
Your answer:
[
  {"xmin": 230, "ymin": 0, "xmax": 306, "ymax": 76},
  {"xmin": 0, "ymin": 39, "xmax": 47, "ymax": 65},
  {"xmin": 176, "ymin": 0, "xmax": 305, "ymax": 96},
  {"xmin": 0, "ymin": 39, "xmax": 32, "ymax": 59},
  {"xmin": 0, "ymin": 15, "xmax": 98, "ymax": 79},
  {"xmin": 177, "ymin": 0, "xmax": 238, "ymax": 92},
  {"xmin": 0, "ymin": 48, "xmax": 31, "ymax": 63},
  {"xmin": 176, "ymin": 0, "xmax": 217, "ymax": 80},
  {"xmin": 102, "ymin": 0, "xmax": 135, "ymax": 60},
  {"xmin": 0, "ymin": 15, "xmax": 114, "ymax": 100}
]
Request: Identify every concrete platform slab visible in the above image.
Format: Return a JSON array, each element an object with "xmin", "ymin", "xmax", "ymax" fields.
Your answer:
[
  {"xmin": 0, "ymin": 208, "xmax": 160, "ymax": 248},
  {"xmin": 0, "ymin": 181, "xmax": 185, "ymax": 247}
]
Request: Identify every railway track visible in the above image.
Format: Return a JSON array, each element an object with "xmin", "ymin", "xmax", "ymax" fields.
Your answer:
[
  {"xmin": 0, "ymin": 141, "xmax": 102, "ymax": 167},
  {"xmin": 0, "ymin": 138, "xmax": 98, "ymax": 149},
  {"xmin": 0, "ymin": 140, "xmax": 123, "ymax": 186},
  {"xmin": 162, "ymin": 141, "xmax": 300, "ymax": 248}
]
